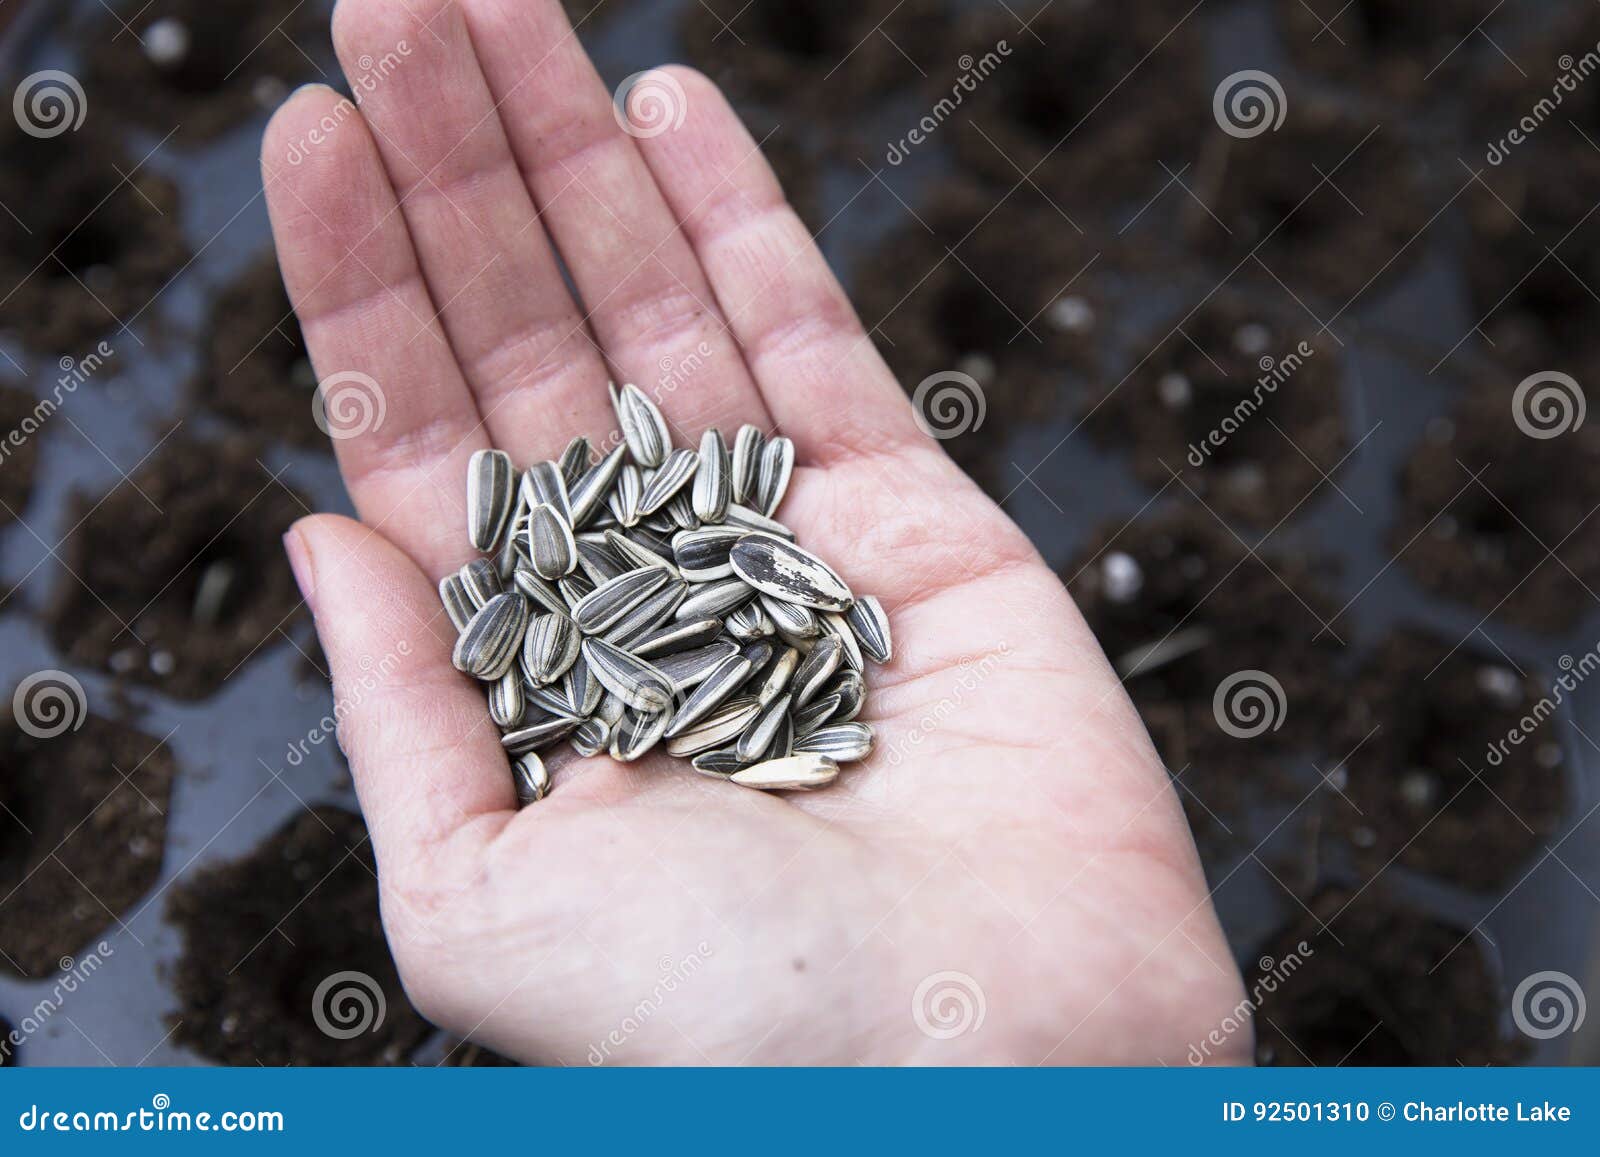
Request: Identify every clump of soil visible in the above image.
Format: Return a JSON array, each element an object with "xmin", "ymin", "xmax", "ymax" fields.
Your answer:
[
  {"xmin": 0, "ymin": 711, "xmax": 176, "ymax": 979},
  {"xmin": 854, "ymin": 180, "xmax": 1101, "ymax": 492},
  {"xmin": 1328, "ymin": 629, "xmax": 1566, "ymax": 892},
  {"xmin": 1279, "ymin": 0, "xmax": 1504, "ymax": 99},
  {"xmin": 1254, "ymin": 890, "xmax": 1520, "ymax": 1065},
  {"xmin": 194, "ymin": 257, "xmax": 322, "ymax": 446},
  {"xmin": 82, "ymin": 0, "xmax": 331, "ymax": 142},
  {"xmin": 46, "ymin": 432, "xmax": 308, "ymax": 699},
  {"xmin": 680, "ymin": 0, "xmax": 948, "ymax": 113},
  {"xmin": 167, "ymin": 807, "xmax": 431, "ymax": 1066},
  {"xmin": 1390, "ymin": 383, "xmax": 1600, "ymax": 634},
  {"xmin": 0, "ymin": 118, "xmax": 189, "ymax": 353},
  {"xmin": 1085, "ymin": 295, "xmax": 1346, "ymax": 525},
  {"xmin": 1188, "ymin": 101, "xmax": 1429, "ymax": 302},
  {"xmin": 1064, "ymin": 505, "xmax": 1345, "ymax": 837},
  {"xmin": 946, "ymin": 0, "xmax": 1205, "ymax": 210},
  {"xmin": 0, "ymin": 381, "xmax": 42, "ymax": 524}
]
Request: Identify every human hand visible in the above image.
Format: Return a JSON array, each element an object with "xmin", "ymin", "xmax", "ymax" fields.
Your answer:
[{"xmin": 262, "ymin": 0, "xmax": 1245, "ymax": 1065}]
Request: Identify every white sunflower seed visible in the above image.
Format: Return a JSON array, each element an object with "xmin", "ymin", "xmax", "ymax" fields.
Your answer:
[
  {"xmin": 521, "ymin": 461, "xmax": 572, "ymax": 526},
  {"xmin": 675, "ymin": 576, "xmax": 758, "ymax": 620},
  {"xmin": 791, "ymin": 692, "xmax": 842, "ymax": 736},
  {"xmin": 607, "ymin": 464, "xmax": 644, "ymax": 527},
  {"xmin": 468, "ymin": 449, "xmax": 515, "ymax": 551},
  {"xmin": 528, "ymin": 502, "xmax": 577, "ymax": 580},
  {"xmin": 452, "ymin": 592, "xmax": 528, "ymax": 680},
  {"xmin": 638, "ymin": 447, "xmax": 700, "ymax": 516},
  {"xmin": 572, "ymin": 567, "xmax": 674, "ymax": 635},
  {"xmin": 665, "ymin": 490, "xmax": 701, "ymax": 531},
  {"xmin": 844, "ymin": 595, "xmax": 892, "ymax": 664},
  {"xmin": 693, "ymin": 428, "xmax": 731, "ymax": 522},
  {"xmin": 597, "ymin": 691, "xmax": 627, "ymax": 727},
  {"xmin": 488, "ymin": 669, "xmax": 525, "ymax": 728},
  {"xmin": 440, "ymin": 573, "xmax": 475, "ymax": 631},
  {"xmin": 559, "ymin": 436, "xmax": 592, "ymax": 486},
  {"xmin": 725, "ymin": 601, "xmax": 774, "ymax": 641},
  {"xmin": 664, "ymin": 696, "xmax": 762, "ymax": 757},
  {"xmin": 757, "ymin": 435, "xmax": 794, "ymax": 516},
  {"xmin": 735, "ymin": 691, "xmax": 792, "ymax": 762},
  {"xmin": 790, "ymin": 635, "xmax": 843, "ymax": 708},
  {"xmin": 723, "ymin": 502, "xmax": 795, "ymax": 540},
  {"xmin": 731, "ymin": 424, "xmax": 765, "ymax": 505},
  {"xmin": 653, "ymin": 641, "xmax": 741, "ymax": 691},
  {"xmin": 631, "ymin": 616, "xmax": 725, "ymax": 658},
  {"xmin": 793, "ymin": 722, "xmax": 874, "ymax": 762},
  {"xmin": 691, "ymin": 748, "xmax": 748, "ymax": 777},
  {"xmin": 729, "ymin": 532, "xmax": 853, "ymax": 611},
  {"xmin": 730, "ymin": 753, "xmax": 838, "ymax": 792},
  {"xmin": 663, "ymin": 652, "xmax": 755, "ymax": 738},
  {"xmin": 522, "ymin": 611, "xmax": 582, "ymax": 685},
  {"xmin": 759, "ymin": 593, "xmax": 819, "ymax": 639},
  {"xmin": 460, "ymin": 558, "xmax": 502, "ymax": 608},
  {"xmin": 753, "ymin": 646, "xmax": 800, "ymax": 707},
  {"xmin": 502, "ymin": 716, "xmax": 578, "ymax": 753},
  {"xmin": 570, "ymin": 717, "xmax": 611, "ymax": 758},
  {"xmin": 610, "ymin": 705, "xmax": 670, "ymax": 762},
  {"xmin": 823, "ymin": 611, "xmax": 865, "ymax": 672},
  {"xmin": 571, "ymin": 445, "xmax": 627, "ymax": 528},
  {"xmin": 616, "ymin": 382, "xmax": 671, "ymax": 468},
  {"xmin": 512, "ymin": 752, "xmax": 551, "ymax": 805},
  {"xmin": 582, "ymin": 637, "xmax": 674, "ymax": 713}
]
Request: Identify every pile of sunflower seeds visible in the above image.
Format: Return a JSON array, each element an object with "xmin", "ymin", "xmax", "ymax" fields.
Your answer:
[{"xmin": 442, "ymin": 383, "xmax": 890, "ymax": 804}]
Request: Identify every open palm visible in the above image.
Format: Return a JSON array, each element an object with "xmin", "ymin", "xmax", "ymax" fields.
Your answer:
[{"xmin": 263, "ymin": 0, "xmax": 1244, "ymax": 1064}]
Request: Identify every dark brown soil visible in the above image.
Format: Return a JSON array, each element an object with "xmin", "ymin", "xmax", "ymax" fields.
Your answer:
[
  {"xmin": 946, "ymin": 0, "xmax": 1206, "ymax": 211},
  {"xmin": 1254, "ymin": 890, "xmax": 1520, "ymax": 1065},
  {"xmin": 194, "ymin": 257, "xmax": 323, "ymax": 447},
  {"xmin": 1085, "ymin": 294, "xmax": 1347, "ymax": 525},
  {"xmin": 1390, "ymin": 382, "xmax": 1600, "ymax": 634},
  {"xmin": 0, "ymin": 118, "xmax": 189, "ymax": 354},
  {"xmin": 0, "ymin": 711, "xmax": 176, "ymax": 979},
  {"xmin": 81, "ymin": 0, "xmax": 331, "ymax": 143},
  {"xmin": 0, "ymin": 381, "xmax": 42, "ymax": 525},
  {"xmin": 1328, "ymin": 629, "xmax": 1567, "ymax": 892},
  {"xmin": 743, "ymin": 114, "xmax": 824, "ymax": 235},
  {"xmin": 854, "ymin": 179, "xmax": 1101, "ymax": 493},
  {"xmin": 680, "ymin": 0, "xmax": 949, "ymax": 113},
  {"xmin": 1064, "ymin": 505, "xmax": 1345, "ymax": 837},
  {"xmin": 0, "ymin": 1016, "xmax": 13, "ymax": 1066},
  {"xmin": 167, "ymin": 807, "xmax": 431, "ymax": 1066},
  {"xmin": 1279, "ymin": 0, "xmax": 1504, "ymax": 100},
  {"xmin": 46, "ymin": 432, "xmax": 309, "ymax": 699},
  {"xmin": 1187, "ymin": 100, "xmax": 1430, "ymax": 303}
]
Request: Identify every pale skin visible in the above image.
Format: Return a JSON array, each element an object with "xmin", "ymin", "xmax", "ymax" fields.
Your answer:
[{"xmin": 264, "ymin": 0, "xmax": 1247, "ymax": 1064}]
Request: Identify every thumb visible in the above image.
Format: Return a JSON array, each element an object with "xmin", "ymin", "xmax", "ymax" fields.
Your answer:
[{"xmin": 284, "ymin": 514, "xmax": 514, "ymax": 886}]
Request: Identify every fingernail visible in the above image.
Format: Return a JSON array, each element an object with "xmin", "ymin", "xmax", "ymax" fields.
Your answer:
[{"xmin": 284, "ymin": 525, "xmax": 317, "ymax": 614}]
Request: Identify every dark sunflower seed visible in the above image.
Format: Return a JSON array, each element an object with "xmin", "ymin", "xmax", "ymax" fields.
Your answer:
[
  {"xmin": 665, "ymin": 490, "xmax": 701, "ymax": 531},
  {"xmin": 793, "ymin": 722, "xmax": 874, "ymax": 762},
  {"xmin": 502, "ymin": 716, "xmax": 578, "ymax": 753},
  {"xmin": 528, "ymin": 502, "xmax": 577, "ymax": 579},
  {"xmin": 524, "ymin": 681, "xmax": 581, "ymax": 721},
  {"xmin": 843, "ymin": 595, "xmax": 892, "ymax": 664},
  {"xmin": 826, "ymin": 668, "xmax": 865, "ymax": 721},
  {"xmin": 671, "ymin": 525, "xmax": 743, "ymax": 582},
  {"xmin": 663, "ymin": 652, "xmax": 756, "ymax": 738},
  {"xmin": 823, "ymin": 611, "xmax": 865, "ymax": 672},
  {"xmin": 630, "ymin": 616, "xmax": 725, "ymax": 658},
  {"xmin": 616, "ymin": 382, "xmax": 671, "ymax": 468},
  {"xmin": 571, "ymin": 445, "xmax": 627, "ymax": 528},
  {"xmin": 693, "ymin": 428, "xmax": 731, "ymax": 522},
  {"xmin": 468, "ymin": 449, "xmax": 515, "ymax": 552},
  {"xmin": 664, "ymin": 696, "xmax": 761, "ymax": 757},
  {"xmin": 791, "ymin": 691, "xmax": 841, "ymax": 737},
  {"xmin": 605, "ymin": 529, "xmax": 678, "ymax": 576},
  {"xmin": 758, "ymin": 594, "xmax": 819, "ymax": 640},
  {"xmin": 638, "ymin": 448, "xmax": 700, "ymax": 516},
  {"xmin": 452, "ymin": 592, "xmax": 528, "ymax": 680},
  {"xmin": 735, "ymin": 691, "xmax": 792, "ymax": 763},
  {"xmin": 753, "ymin": 646, "xmax": 800, "ymax": 707},
  {"xmin": 494, "ymin": 524, "xmax": 523, "ymax": 580},
  {"xmin": 582, "ymin": 637, "xmax": 674, "ymax": 713},
  {"xmin": 521, "ymin": 461, "xmax": 572, "ymax": 526},
  {"xmin": 691, "ymin": 748, "xmax": 748, "ymax": 777},
  {"xmin": 522, "ymin": 611, "xmax": 582, "ymax": 685},
  {"xmin": 596, "ymin": 691, "xmax": 627, "ymax": 727},
  {"xmin": 730, "ymin": 753, "xmax": 838, "ymax": 791},
  {"xmin": 460, "ymin": 558, "xmax": 503, "ymax": 609},
  {"xmin": 654, "ymin": 641, "xmax": 741, "ymax": 690},
  {"xmin": 439, "ymin": 573, "xmax": 475, "ymax": 631},
  {"xmin": 791, "ymin": 636, "xmax": 843, "ymax": 709},
  {"xmin": 575, "ymin": 536, "xmax": 630, "ymax": 586},
  {"xmin": 513, "ymin": 567, "xmax": 570, "ymax": 617},
  {"xmin": 573, "ymin": 567, "xmax": 674, "ymax": 635},
  {"xmin": 769, "ymin": 711, "xmax": 794, "ymax": 759},
  {"xmin": 730, "ymin": 533, "xmax": 853, "ymax": 612},
  {"xmin": 488, "ymin": 669, "xmax": 525, "ymax": 728},
  {"xmin": 607, "ymin": 464, "xmax": 643, "ymax": 527},
  {"xmin": 737, "ymin": 639, "xmax": 775, "ymax": 675},
  {"xmin": 570, "ymin": 717, "xmax": 611, "ymax": 758},
  {"xmin": 562, "ymin": 650, "xmax": 604, "ymax": 717},
  {"xmin": 559, "ymin": 436, "xmax": 592, "ymax": 486},
  {"xmin": 731, "ymin": 424, "xmax": 765, "ymax": 505},
  {"xmin": 757, "ymin": 435, "xmax": 794, "ymax": 516},
  {"xmin": 512, "ymin": 752, "xmax": 551, "ymax": 805},
  {"xmin": 675, "ymin": 576, "xmax": 758, "ymax": 620},
  {"xmin": 603, "ymin": 579, "xmax": 688, "ymax": 647},
  {"xmin": 558, "ymin": 572, "xmax": 595, "ymax": 613},
  {"xmin": 610, "ymin": 705, "xmax": 670, "ymax": 762}
]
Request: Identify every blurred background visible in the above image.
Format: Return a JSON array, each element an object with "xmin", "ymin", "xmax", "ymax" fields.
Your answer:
[{"xmin": 2, "ymin": 0, "xmax": 1600, "ymax": 1066}]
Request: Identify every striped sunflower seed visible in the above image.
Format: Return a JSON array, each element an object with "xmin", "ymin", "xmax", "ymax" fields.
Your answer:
[
  {"xmin": 602, "ymin": 579, "xmax": 688, "ymax": 647},
  {"xmin": 823, "ymin": 611, "xmax": 865, "ymax": 673},
  {"xmin": 630, "ymin": 616, "xmax": 725, "ymax": 659},
  {"xmin": 759, "ymin": 594, "xmax": 819, "ymax": 640},
  {"xmin": 562, "ymin": 651, "xmax": 604, "ymax": 717},
  {"xmin": 573, "ymin": 567, "xmax": 673, "ymax": 635},
  {"xmin": 664, "ymin": 696, "xmax": 761, "ymax": 757},
  {"xmin": 691, "ymin": 748, "xmax": 748, "ymax": 777},
  {"xmin": 488, "ymin": 669, "xmax": 525, "ymax": 728},
  {"xmin": 528, "ymin": 502, "xmax": 577, "ymax": 580},
  {"xmin": 610, "ymin": 706, "xmax": 670, "ymax": 762},
  {"xmin": 757, "ymin": 436, "xmax": 794, "ymax": 516},
  {"xmin": 731, "ymin": 424, "xmax": 765, "ymax": 505},
  {"xmin": 723, "ymin": 503, "xmax": 795, "ymax": 540},
  {"xmin": 524, "ymin": 682, "xmax": 581, "ymax": 721},
  {"xmin": 522, "ymin": 611, "xmax": 582, "ymax": 685},
  {"xmin": 607, "ymin": 463, "xmax": 643, "ymax": 527},
  {"xmin": 826, "ymin": 668, "xmax": 865, "ymax": 721},
  {"xmin": 616, "ymin": 383, "xmax": 671, "ymax": 468},
  {"xmin": 693, "ymin": 428, "xmax": 731, "ymax": 523},
  {"xmin": 729, "ymin": 533, "xmax": 853, "ymax": 611},
  {"xmin": 467, "ymin": 449, "xmax": 515, "ymax": 552},
  {"xmin": 461, "ymin": 558, "xmax": 503, "ymax": 609},
  {"xmin": 654, "ymin": 640, "xmax": 741, "ymax": 691},
  {"xmin": 844, "ymin": 595, "xmax": 892, "ymax": 664},
  {"xmin": 793, "ymin": 722, "xmax": 874, "ymax": 762},
  {"xmin": 672, "ymin": 525, "xmax": 743, "ymax": 582},
  {"xmin": 735, "ymin": 691, "xmax": 792, "ymax": 763},
  {"xmin": 453, "ymin": 592, "xmax": 528, "ymax": 680},
  {"xmin": 606, "ymin": 529, "xmax": 677, "ymax": 575},
  {"xmin": 676, "ymin": 576, "xmax": 758, "ymax": 621},
  {"xmin": 502, "ymin": 715, "xmax": 578, "ymax": 753},
  {"xmin": 790, "ymin": 636, "xmax": 843, "ymax": 709},
  {"xmin": 439, "ymin": 573, "xmax": 475, "ymax": 631},
  {"xmin": 522, "ymin": 461, "xmax": 572, "ymax": 526},
  {"xmin": 513, "ymin": 752, "xmax": 551, "ymax": 805},
  {"xmin": 513, "ymin": 567, "xmax": 570, "ymax": 616},
  {"xmin": 725, "ymin": 601, "xmax": 773, "ymax": 641},
  {"xmin": 791, "ymin": 691, "xmax": 841, "ymax": 737},
  {"xmin": 570, "ymin": 716, "xmax": 611, "ymax": 758},
  {"xmin": 665, "ymin": 490, "xmax": 701, "ymax": 531},
  {"xmin": 582, "ymin": 637, "xmax": 674, "ymax": 713},
  {"xmin": 571, "ymin": 445, "xmax": 627, "ymax": 528},
  {"xmin": 730, "ymin": 753, "xmax": 839, "ymax": 792},
  {"xmin": 494, "ymin": 523, "xmax": 524, "ymax": 580},
  {"xmin": 769, "ymin": 711, "xmax": 794, "ymax": 760},
  {"xmin": 638, "ymin": 448, "xmax": 700, "ymax": 516},
  {"xmin": 558, "ymin": 572, "xmax": 595, "ymax": 613},
  {"xmin": 596, "ymin": 691, "xmax": 627, "ymax": 727},
  {"xmin": 663, "ymin": 652, "xmax": 755, "ymax": 738},
  {"xmin": 753, "ymin": 646, "xmax": 800, "ymax": 707},
  {"xmin": 559, "ymin": 436, "xmax": 592, "ymax": 486},
  {"xmin": 575, "ymin": 537, "xmax": 630, "ymax": 586}
]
